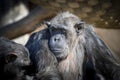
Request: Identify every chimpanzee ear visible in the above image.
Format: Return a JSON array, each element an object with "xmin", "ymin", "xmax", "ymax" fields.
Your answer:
[
  {"xmin": 5, "ymin": 53, "xmax": 18, "ymax": 63},
  {"xmin": 74, "ymin": 21, "xmax": 85, "ymax": 35}
]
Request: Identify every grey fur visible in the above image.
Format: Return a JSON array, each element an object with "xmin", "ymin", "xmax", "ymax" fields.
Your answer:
[{"xmin": 26, "ymin": 12, "xmax": 120, "ymax": 80}]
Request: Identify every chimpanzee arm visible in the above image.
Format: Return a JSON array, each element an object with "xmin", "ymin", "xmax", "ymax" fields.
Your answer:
[
  {"xmin": 34, "ymin": 42, "xmax": 62, "ymax": 80},
  {"xmin": 84, "ymin": 25, "xmax": 120, "ymax": 80},
  {"xmin": 84, "ymin": 25, "xmax": 116, "ymax": 60},
  {"xmin": 25, "ymin": 29, "xmax": 49, "ymax": 55},
  {"xmin": 25, "ymin": 29, "xmax": 49, "ymax": 76}
]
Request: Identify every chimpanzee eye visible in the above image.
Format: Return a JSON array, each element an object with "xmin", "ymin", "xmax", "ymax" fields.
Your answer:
[
  {"xmin": 74, "ymin": 22, "xmax": 84, "ymax": 30},
  {"xmin": 50, "ymin": 28, "xmax": 54, "ymax": 32},
  {"xmin": 49, "ymin": 27, "xmax": 56, "ymax": 32}
]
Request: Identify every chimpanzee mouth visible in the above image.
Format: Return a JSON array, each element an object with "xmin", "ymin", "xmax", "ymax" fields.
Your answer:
[
  {"xmin": 51, "ymin": 49, "xmax": 63, "ymax": 53},
  {"xmin": 50, "ymin": 48, "xmax": 68, "ymax": 61},
  {"xmin": 50, "ymin": 48, "xmax": 64, "ymax": 54}
]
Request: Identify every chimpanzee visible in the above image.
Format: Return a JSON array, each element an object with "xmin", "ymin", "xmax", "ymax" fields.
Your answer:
[
  {"xmin": 0, "ymin": 37, "xmax": 31, "ymax": 80},
  {"xmin": 26, "ymin": 12, "xmax": 86, "ymax": 80},
  {"xmin": 26, "ymin": 12, "xmax": 120, "ymax": 80}
]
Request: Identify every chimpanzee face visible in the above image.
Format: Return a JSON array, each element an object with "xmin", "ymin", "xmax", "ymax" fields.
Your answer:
[
  {"xmin": 47, "ymin": 21, "xmax": 85, "ymax": 61},
  {"xmin": 46, "ymin": 13, "xmax": 85, "ymax": 61},
  {"xmin": 48, "ymin": 25, "xmax": 69, "ymax": 60}
]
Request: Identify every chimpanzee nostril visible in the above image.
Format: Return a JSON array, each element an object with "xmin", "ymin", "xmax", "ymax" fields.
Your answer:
[{"xmin": 54, "ymin": 37, "xmax": 60, "ymax": 41}]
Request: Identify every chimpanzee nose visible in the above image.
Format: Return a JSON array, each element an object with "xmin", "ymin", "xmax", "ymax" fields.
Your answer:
[{"xmin": 54, "ymin": 36, "xmax": 61, "ymax": 42}]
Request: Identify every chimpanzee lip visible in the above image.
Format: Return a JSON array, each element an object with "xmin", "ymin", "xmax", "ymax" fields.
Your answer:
[
  {"xmin": 51, "ymin": 50, "xmax": 63, "ymax": 53},
  {"xmin": 50, "ymin": 47, "xmax": 62, "ymax": 50},
  {"xmin": 50, "ymin": 48, "xmax": 64, "ymax": 53}
]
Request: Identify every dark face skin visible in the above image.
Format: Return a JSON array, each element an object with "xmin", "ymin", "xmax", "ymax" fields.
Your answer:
[{"xmin": 48, "ymin": 26, "xmax": 69, "ymax": 60}]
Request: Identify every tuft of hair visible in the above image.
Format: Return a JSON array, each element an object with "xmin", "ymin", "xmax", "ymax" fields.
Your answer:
[{"xmin": 50, "ymin": 11, "xmax": 80, "ymax": 24}]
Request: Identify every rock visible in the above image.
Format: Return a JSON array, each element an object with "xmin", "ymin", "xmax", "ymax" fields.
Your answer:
[
  {"xmin": 82, "ymin": 7, "xmax": 93, "ymax": 13},
  {"xmin": 55, "ymin": 0, "xmax": 66, "ymax": 3},
  {"xmin": 88, "ymin": 0, "xmax": 98, "ymax": 6},
  {"xmin": 102, "ymin": 2, "xmax": 112, "ymax": 9},
  {"xmin": 49, "ymin": 2, "xmax": 61, "ymax": 8},
  {"xmin": 68, "ymin": 2, "xmax": 80, "ymax": 8}
]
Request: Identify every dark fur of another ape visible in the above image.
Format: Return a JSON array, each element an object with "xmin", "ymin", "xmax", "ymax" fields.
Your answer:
[
  {"xmin": 0, "ymin": 37, "xmax": 31, "ymax": 80},
  {"xmin": 84, "ymin": 26, "xmax": 120, "ymax": 80}
]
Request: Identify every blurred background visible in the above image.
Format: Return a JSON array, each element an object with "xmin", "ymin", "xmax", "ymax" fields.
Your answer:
[{"xmin": 0, "ymin": 0, "xmax": 120, "ymax": 60}]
